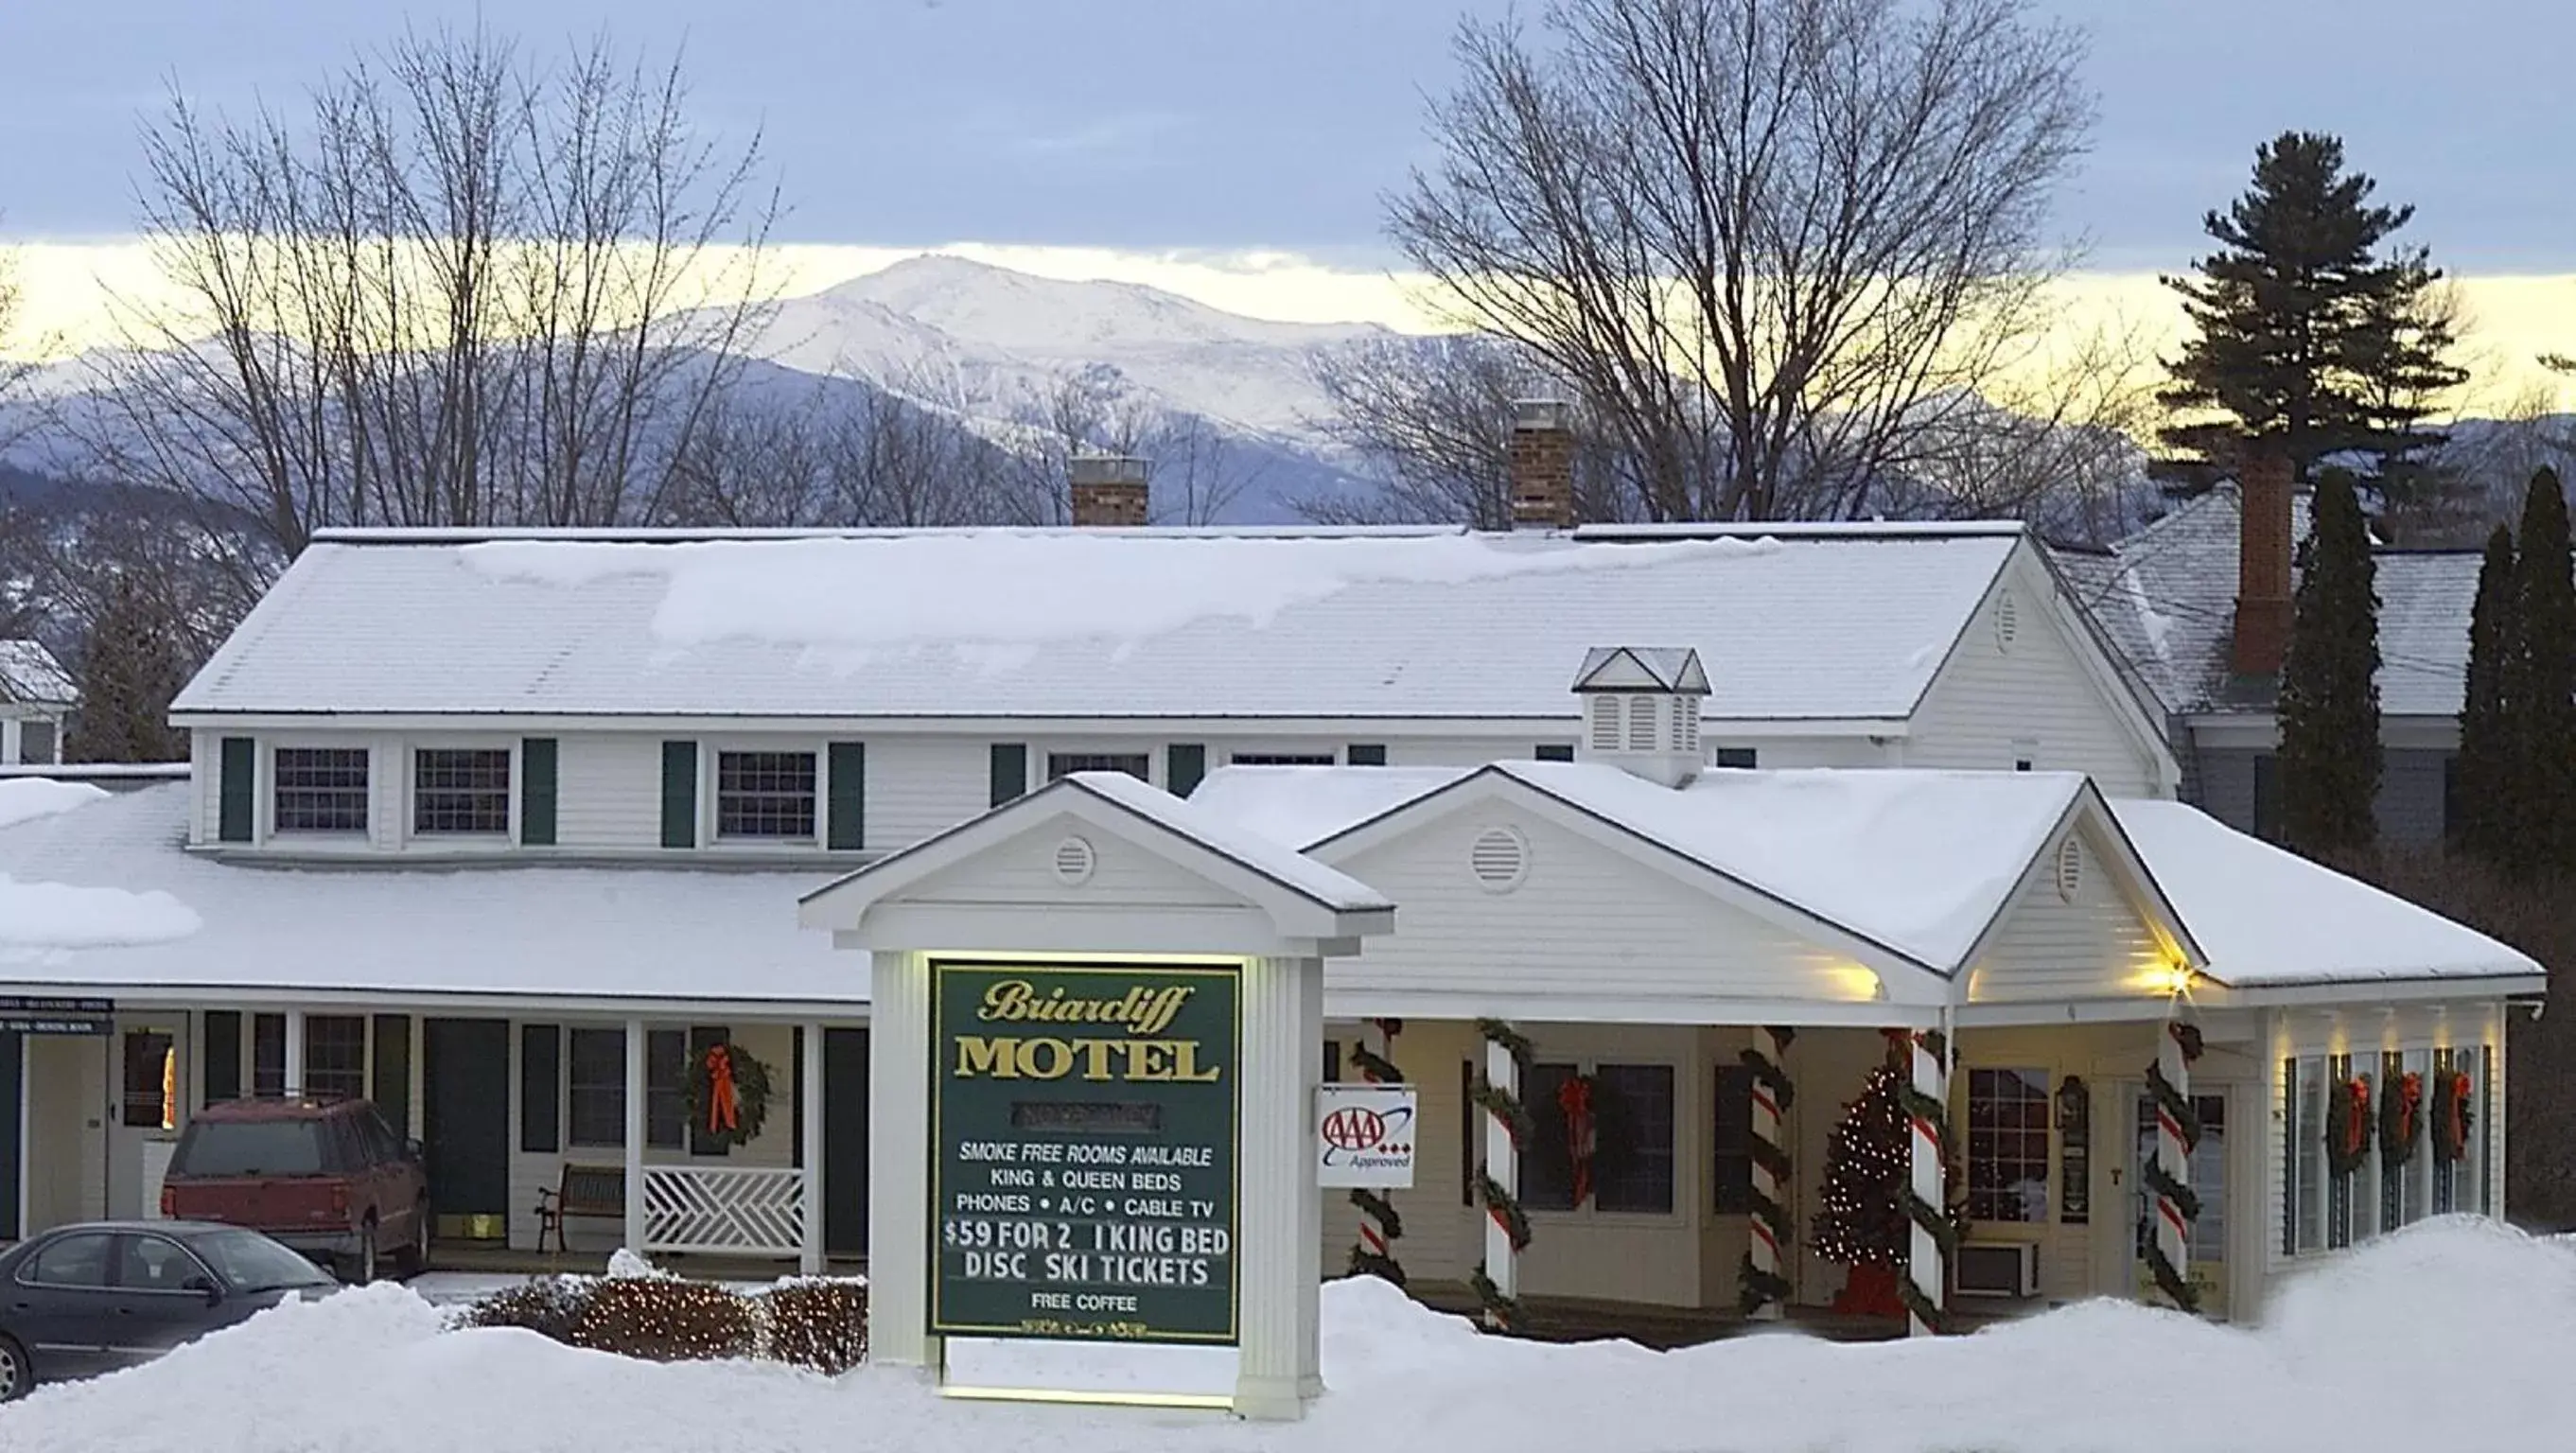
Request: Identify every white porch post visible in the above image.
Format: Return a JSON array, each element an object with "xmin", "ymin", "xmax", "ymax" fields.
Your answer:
[
  {"xmin": 15, "ymin": 1043, "xmax": 29, "ymax": 1238},
  {"xmin": 622, "ymin": 1019, "xmax": 647, "ymax": 1255},
  {"xmin": 2147, "ymin": 1019, "xmax": 2202, "ymax": 1312},
  {"xmin": 799, "ymin": 1022, "xmax": 827, "ymax": 1274},
  {"xmin": 1234, "ymin": 954, "xmax": 1323, "ymax": 1421},
  {"xmin": 1481, "ymin": 1030, "xmax": 1521, "ymax": 1330},
  {"xmin": 1905, "ymin": 1023, "xmax": 1948, "ymax": 1338},
  {"xmin": 281, "ymin": 1010, "xmax": 306, "ymax": 1096},
  {"xmin": 1745, "ymin": 1025, "xmax": 1792, "ymax": 1320},
  {"xmin": 868, "ymin": 952, "xmax": 938, "ymax": 1371}
]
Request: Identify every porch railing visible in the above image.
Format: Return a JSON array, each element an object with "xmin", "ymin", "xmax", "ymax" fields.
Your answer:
[{"xmin": 640, "ymin": 1165, "xmax": 809, "ymax": 1257}]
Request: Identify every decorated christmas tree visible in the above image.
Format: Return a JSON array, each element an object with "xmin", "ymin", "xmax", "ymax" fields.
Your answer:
[{"xmin": 1814, "ymin": 1063, "xmax": 1911, "ymax": 1271}]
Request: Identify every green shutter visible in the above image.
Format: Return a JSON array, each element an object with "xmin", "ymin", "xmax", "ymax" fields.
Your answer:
[
  {"xmin": 990, "ymin": 744, "xmax": 1028, "ymax": 807},
  {"xmin": 828, "ymin": 742, "xmax": 867, "ymax": 850},
  {"xmin": 1166, "ymin": 744, "xmax": 1207, "ymax": 797},
  {"xmin": 219, "ymin": 737, "xmax": 255, "ymax": 842},
  {"xmin": 660, "ymin": 741, "xmax": 697, "ymax": 849},
  {"xmin": 202, "ymin": 1012, "xmax": 242, "ymax": 1103},
  {"xmin": 1347, "ymin": 744, "xmax": 1388, "ymax": 766},
  {"xmin": 373, "ymin": 1015, "xmax": 412, "ymax": 1135},
  {"xmin": 520, "ymin": 738, "xmax": 558, "ymax": 847},
  {"xmin": 519, "ymin": 1024, "xmax": 561, "ymax": 1153}
]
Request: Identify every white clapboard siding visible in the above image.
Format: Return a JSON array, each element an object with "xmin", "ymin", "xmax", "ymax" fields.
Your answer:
[
  {"xmin": 1965, "ymin": 828, "xmax": 2167, "ymax": 1003},
  {"xmin": 1907, "ymin": 562, "xmax": 2164, "ymax": 797},
  {"xmin": 553, "ymin": 732, "xmax": 665, "ymax": 849}
]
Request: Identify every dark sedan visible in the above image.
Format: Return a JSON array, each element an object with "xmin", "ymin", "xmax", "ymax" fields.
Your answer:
[{"xmin": 0, "ymin": 1220, "xmax": 339, "ymax": 1400}]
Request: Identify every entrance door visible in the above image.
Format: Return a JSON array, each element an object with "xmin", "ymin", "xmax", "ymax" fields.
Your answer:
[
  {"xmin": 2131, "ymin": 1088, "xmax": 2231, "ymax": 1318},
  {"xmin": 822, "ymin": 1028, "xmax": 869, "ymax": 1255},
  {"xmin": 421, "ymin": 1019, "xmax": 511, "ymax": 1241},
  {"xmin": 106, "ymin": 1020, "xmax": 184, "ymax": 1220}
]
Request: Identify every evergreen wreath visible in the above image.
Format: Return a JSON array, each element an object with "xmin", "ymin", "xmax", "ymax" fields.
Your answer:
[
  {"xmin": 2379, "ymin": 1070, "xmax": 2424, "ymax": 1173},
  {"xmin": 2432, "ymin": 1070, "xmax": 2477, "ymax": 1165},
  {"xmin": 686, "ymin": 1041, "xmax": 774, "ymax": 1149},
  {"xmin": 2325, "ymin": 1073, "xmax": 2374, "ymax": 1180}
]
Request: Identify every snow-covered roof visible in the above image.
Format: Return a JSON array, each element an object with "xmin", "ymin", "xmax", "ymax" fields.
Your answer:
[
  {"xmin": 1572, "ymin": 646, "xmax": 1709, "ymax": 695},
  {"xmin": 0, "ymin": 639, "xmax": 76, "ymax": 707},
  {"xmin": 2108, "ymin": 799, "xmax": 2543, "ymax": 989},
  {"xmin": 1196, "ymin": 762, "xmax": 2090, "ymax": 972},
  {"xmin": 1040, "ymin": 771, "xmax": 1392, "ymax": 914},
  {"xmin": 2059, "ymin": 485, "xmax": 2480, "ymax": 719},
  {"xmin": 0, "ymin": 782, "xmax": 854, "ymax": 1007},
  {"xmin": 171, "ymin": 528, "xmax": 2023, "ymax": 723}
]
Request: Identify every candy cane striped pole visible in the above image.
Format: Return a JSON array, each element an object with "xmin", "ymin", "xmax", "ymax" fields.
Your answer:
[
  {"xmin": 1743, "ymin": 1026, "xmax": 1795, "ymax": 1319},
  {"xmin": 1905, "ymin": 1027, "xmax": 1947, "ymax": 1339},
  {"xmin": 2144, "ymin": 1021, "xmax": 2204, "ymax": 1313},
  {"xmin": 1346, "ymin": 1019, "xmax": 1406, "ymax": 1285}
]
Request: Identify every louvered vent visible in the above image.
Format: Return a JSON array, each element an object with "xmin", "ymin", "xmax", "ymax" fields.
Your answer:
[
  {"xmin": 1995, "ymin": 591, "xmax": 2021, "ymax": 653},
  {"xmin": 1588, "ymin": 696, "xmax": 1621, "ymax": 751},
  {"xmin": 1674, "ymin": 695, "xmax": 1702, "ymax": 752},
  {"xmin": 2055, "ymin": 836, "xmax": 2082, "ymax": 902},
  {"xmin": 1053, "ymin": 835, "xmax": 1098, "ymax": 887},
  {"xmin": 1625, "ymin": 695, "xmax": 1658, "ymax": 751},
  {"xmin": 1469, "ymin": 825, "xmax": 1529, "ymax": 893}
]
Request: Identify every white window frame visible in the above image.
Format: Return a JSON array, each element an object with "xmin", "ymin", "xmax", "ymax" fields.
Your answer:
[
  {"xmin": 1038, "ymin": 740, "xmax": 1160, "ymax": 790},
  {"xmin": 262, "ymin": 737, "xmax": 379, "ymax": 845},
  {"xmin": 1959, "ymin": 1063, "xmax": 2053, "ymax": 1232},
  {"xmin": 701, "ymin": 739, "xmax": 826, "ymax": 850},
  {"xmin": 401, "ymin": 738, "xmax": 519, "ymax": 848}
]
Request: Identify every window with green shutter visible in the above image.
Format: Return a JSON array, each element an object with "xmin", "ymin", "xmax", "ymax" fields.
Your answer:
[
  {"xmin": 990, "ymin": 744, "xmax": 1028, "ymax": 807},
  {"xmin": 218, "ymin": 737, "xmax": 255, "ymax": 842},
  {"xmin": 827, "ymin": 742, "xmax": 867, "ymax": 850},
  {"xmin": 520, "ymin": 738, "xmax": 558, "ymax": 846},
  {"xmin": 660, "ymin": 741, "xmax": 698, "ymax": 848},
  {"xmin": 1166, "ymin": 744, "xmax": 1207, "ymax": 797}
]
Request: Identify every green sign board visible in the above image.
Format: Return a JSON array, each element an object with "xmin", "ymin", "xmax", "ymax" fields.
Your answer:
[{"xmin": 928, "ymin": 959, "xmax": 1241, "ymax": 1344}]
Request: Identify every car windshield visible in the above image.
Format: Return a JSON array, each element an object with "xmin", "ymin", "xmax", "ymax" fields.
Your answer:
[
  {"xmin": 190, "ymin": 1230, "xmax": 335, "ymax": 1293},
  {"xmin": 171, "ymin": 1120, "xmax": 327, "ymax": 1177}
]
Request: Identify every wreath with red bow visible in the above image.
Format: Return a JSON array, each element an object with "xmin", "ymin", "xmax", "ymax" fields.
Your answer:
[
  {"xmin": 2431, "ymin": 1070, "xmax": 2477, "ymax": 1166},
  {"xmin": 2379, "ymin": 1071, "xmax": 2424, "ymax": 1173},
  {"xmin": 2325, "ymin": 1074, "xmax": 2374, "ymax": 1179},
  {"xmin": 1558, "ymin": 1075, "xmax": 1600, "ymax": 1208},
  {"xmin": 686, "ymin": 1042, "xmax": 774, "ymax": 1149}
]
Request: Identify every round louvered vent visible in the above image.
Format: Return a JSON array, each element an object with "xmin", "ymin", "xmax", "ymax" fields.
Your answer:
[
  {"xmin": 1053, "ymin": 835, "xmax": 1097, "ymax": 886},
  {"xmin": 2055, "ymin": 836, "xmax": 2082, "ymax": 902},
  {"xmin": 1469, "ymin": 825, "xmax": 1530, "ymax": 893},
  {"xmin": 1995, "ymin": 590, "xmax": 2021, "ymax": 653}
]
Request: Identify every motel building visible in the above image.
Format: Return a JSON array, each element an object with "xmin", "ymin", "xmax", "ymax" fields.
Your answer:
[{"xmin": 0, "ymin": 486, "xmax": 2540, "ymax": 1409}]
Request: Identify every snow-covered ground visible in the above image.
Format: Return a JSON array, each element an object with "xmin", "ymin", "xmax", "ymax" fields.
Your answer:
[{"xmin": 7, "ymin": 1218, "xmax": 2569, "ymax": 1453}]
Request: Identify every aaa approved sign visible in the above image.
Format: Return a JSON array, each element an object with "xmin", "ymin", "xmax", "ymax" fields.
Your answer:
[{"xmin": 1315, "ymin": 1083, "xmax": 1416, "ymax": 1188}]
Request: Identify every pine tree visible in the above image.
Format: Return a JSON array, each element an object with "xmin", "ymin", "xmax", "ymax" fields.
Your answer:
[
  {"xmin": 2277, "ymin": 470, "xmax": 2382, "ymax": 856},
  {"xmin": 1814, "ymin": 1063, "xmax": 1911, "ymax": 1269},
  {"xmin": 2160, "ymin": 131, "xmax": 2466, "ymax": 489},
  {"xmin": 2455, "ymin": 524, "xmax": 2518, "ymax": 862},
  {"xmin": 2509, "ymin": 468, "xmax": 2576, "ymax": 875},
  {"xmin": 69, "ymin": 573, "xmax": 188, "ymax": 763}
]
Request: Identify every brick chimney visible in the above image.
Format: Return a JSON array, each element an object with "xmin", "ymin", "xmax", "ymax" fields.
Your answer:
[
  {"xmin": 1069, "ymin": 455, "xmax": 1150, "ymax": 528},
  {"xmin": 1508, "ymin": 399, "xmax": 1576, "ymax": 531},
  {"xmin": 2232, "ymin": 449, "xmax": 2295, "ymax": 677}
]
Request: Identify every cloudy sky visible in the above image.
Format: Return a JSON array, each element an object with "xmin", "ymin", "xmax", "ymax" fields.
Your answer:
[{"xmin": 2, "ymin": 0, "xmax": 2569, "ymax": 384}]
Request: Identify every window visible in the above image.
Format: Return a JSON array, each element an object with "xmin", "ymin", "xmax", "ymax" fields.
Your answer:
[
  {"xmin": 2012, "ymin": 738, "xmax": 2039, "ymax": 773},
  {"xmin": 305, "ymin": 1015, "xmax": 366, "ymax": 1100},
  {"xmin": 567, "ymin": 1029, "xmax": 626, "ymax": 1147},
  {"xmin": 122, "ymin": 1030, "xmax": 174, "ymax": 1129},
  {"xmin": 2251, "ymin": 753, "xmax": 2282, "ymax": 843},
  {"xmin": 1047, "ymin": 752, "xmax": 1149, "ymax": 781},
  {"xmin": 273, "ymin": 746, "xmax": 370, "ymax": 833},
  {"xmin": 2399, "ymin": 1049, "xmax": 2430, "ymax": 1228},
  {"xmin": 1711, "ymin": 747, "xmax": 1758, "ymax": 770},
  {"xmin": 2290, "ymin": 1056, "xmax": 2326, "ymax": 1252},
  {"xmin": 715, "ymin": 751, "xmax": 816, "ymax": 840},
  {"xmin": 1533, "ymin": 744, "xmax": 1575, "ymax": 762},
  {"xmin": 1230, "ymin": 753, "xmax": 1338, "ymax": 767},
  {"xmin": 413, "ymin": 747, "xmax": 512, "ymax": 834},
  {"xmin": 253, "ymin": 1014, "xmax": 285, "ymax": 1097},
  {"xmin": 119, "ymin": 1234, "xmax": 210, "ymax": 1292},
  {"xmin": 1711, "ymin": 1063, "xmax": 1754, "ymax": 1215},
  {"xmin": 1322, "ymin": 1040, "xmax": 1342, "ymax": 1083},
  {"xmin": 21, "ymin": 1233, "xmax": 115, "ymax": 1288},
  {"xmin": 1965, "ymin": 1068, "xmax": 2051, "ymax": 1223},
  {"xmin": 1516, "ymin": 1059, "xmax": 1676, "ymax": 1216},
  {"xmin": 1520, "ymin": 1061, "xmax": 1579, "ymax": 1211},
  {"xmin": 20, "ymin": 720, "xmax": 57, "ymax": 764},
  {"xmin": 648, "ymin": 1029, "xmax": 689, "ymax": 1149}
]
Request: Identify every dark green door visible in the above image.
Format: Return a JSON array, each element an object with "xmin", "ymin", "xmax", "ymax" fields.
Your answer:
[
  {"xmin": 422, "ymin": 1019, "xmax": 511, "ymax": 1238},
  {"xmin": 824, "ymin": 1028, "xmax": 869, "ymax": 1254},
  {"xmin": 0, "ymin": 1031, "xmax": 20, "ymax": 1240}
]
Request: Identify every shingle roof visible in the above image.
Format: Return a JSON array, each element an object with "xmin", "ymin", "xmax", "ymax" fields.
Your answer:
[
  {"xmin": 2054, "ymin": 486, "xmax": 2480, "ymax": 720},
  {"xmin": 172, "ymin": 527, "xmax": 2022, "ymax": 723},
  {"xmin": 0, "ymin": 639, "xmax": 76, "ymax": 707}
]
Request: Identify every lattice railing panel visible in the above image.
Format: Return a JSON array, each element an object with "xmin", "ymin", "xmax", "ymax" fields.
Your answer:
[{"xmin": 640, "ymin": 1165, "xmax": 809, "ymax": 1256}]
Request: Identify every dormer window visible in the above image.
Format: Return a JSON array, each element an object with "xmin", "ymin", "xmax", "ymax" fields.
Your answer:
[
  {"xmin": 716, "ymin": 750, "xmax": 817, "ymax": 841},
  {"xmin": 272, "ymin": 747, "xmax": 369, "ymax": 833}
]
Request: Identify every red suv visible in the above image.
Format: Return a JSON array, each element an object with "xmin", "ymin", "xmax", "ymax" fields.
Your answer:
[{"xmin": 161, "ymin": 1096, "xmax": 430, "ymax": 1284}]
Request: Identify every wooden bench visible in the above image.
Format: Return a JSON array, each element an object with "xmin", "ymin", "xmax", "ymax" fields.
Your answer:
[{"xmin": 534, "ymin": 1164, "xmax": 625, "ymax": 1252}]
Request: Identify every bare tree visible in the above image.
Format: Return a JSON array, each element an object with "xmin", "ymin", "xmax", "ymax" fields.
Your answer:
[
  {"xmin": 79, "ymin": 23, "xmax": 777, "ymax": 602},
  {"xmin": 1392, "ymin": 0, "xmax": 2091, "ymax": 522}
]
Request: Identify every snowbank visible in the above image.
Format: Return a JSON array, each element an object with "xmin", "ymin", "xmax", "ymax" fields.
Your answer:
[
  {"xmin": 0, "ymin": 874, "xmax": 202, "ymax": 951},
  {"xmin": 0, "ymin": 777, "xmax": 108, "ymax": 830},
  {"xmin": 8, "ymin": 1219, "xmax": 2568, "ymax": 1453}
]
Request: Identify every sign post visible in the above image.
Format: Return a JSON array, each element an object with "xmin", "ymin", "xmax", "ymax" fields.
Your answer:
[{"xmin": 928, "ymin": 959, "xmax": 1241, "ymax": 1345}]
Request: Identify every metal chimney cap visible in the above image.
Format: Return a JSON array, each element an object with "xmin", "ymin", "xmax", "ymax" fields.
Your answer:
[
  {"xmin": 1069, "ymin": 454, "xmax": 1151, "ymax": 485},
  {"xmin": 1511, "ymin": 399, "xmax": 1572, "ymax": 431}
]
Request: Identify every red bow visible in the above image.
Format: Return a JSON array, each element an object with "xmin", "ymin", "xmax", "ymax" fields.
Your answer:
[
  {"xmin": 1559, "ymin": 1076, "xmax": 1597, "ymax": 1208},
  {"xmin": 705, "ymin": 1045, "xmax": 740, "ymax": 1134},
  {"xmin": 2340, "ymin": 1078, "xmax": 2372, "ymax": 1158}
]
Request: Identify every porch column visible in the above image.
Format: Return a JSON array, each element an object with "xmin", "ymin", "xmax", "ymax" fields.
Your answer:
[
  {"xmin": 1234, "ymin": 954, "xmax": 1323, "ymax": 1421},
  {"xmin": 282, "ymin": 1010, "xmax": 306, "ymax": 1096},
  {"xmin": 622, "ymin": 1018, "xmax": 647, "ymax": 1255},
  {"xmin": 2146, "ymin": 1020, "xmax": 2205, "ymax": 1313},
  {"xmin": 867, "ymin": 952, "xmax": 938, "ymax": 1371},
  {"xmin": 1479, "ymin": 1022, "xmax": 1528, "ymax": 1331},
  {"xmin": 1904, "ymin": 1024, "xmax": 1947, "ymax": 1338},
  {"xmin": 1744, "ymin": 1025, "xmax": 1795, "ymax": 1320},
  {"xmin": 799, "ymin": 1022, "xmax": 826, "ymax": 1274}
]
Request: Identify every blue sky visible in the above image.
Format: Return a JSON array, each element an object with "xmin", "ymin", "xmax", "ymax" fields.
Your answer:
[{"xmin": 0, "ymin": 0, "xmax": 2566, "ymax": 271}]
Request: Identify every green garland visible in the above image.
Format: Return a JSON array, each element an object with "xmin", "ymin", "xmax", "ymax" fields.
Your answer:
[
  {"xmin": 2141, "ymin": 1023, "xmax": 2205, "ymax": 1315},
  {"xmin": 1345, "ymin": 1018, "xmax": 1409, "ymax": 1287},
  {"xmin": 684, "ymin": 1042, "xmax": 773, "ymax": 1150},
  {"xmin": 1471, "ymin": 1018, "xmax": 1535, "ymax": 1331},
  {"xmin": 1883, "ymin": 1031, "xmax": 1962, "ymax": 1334},
  {"xmin": 1736, "ymin": 1027, "xmax": 1796, "ymax": 1316}
]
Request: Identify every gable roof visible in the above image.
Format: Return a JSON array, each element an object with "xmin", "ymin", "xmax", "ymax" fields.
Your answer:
[
  {"xmin": 0, "ymin": 639, "xmax": 76, "ymax": 708},
  {"xmin": 1192, "ymin": 761, "xmax": 2109, "ymax": 974},
  {"xmin": 2057, "ymin": 485, "xmax": 2480, "ymax": 719},
  {"xmin": 1573, "ymin": 646, "xmax": 1710, "ymax": 694},
  {"xmin": 171, "ymin": 526, "xmax": 2021, "ymax": 723}
]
